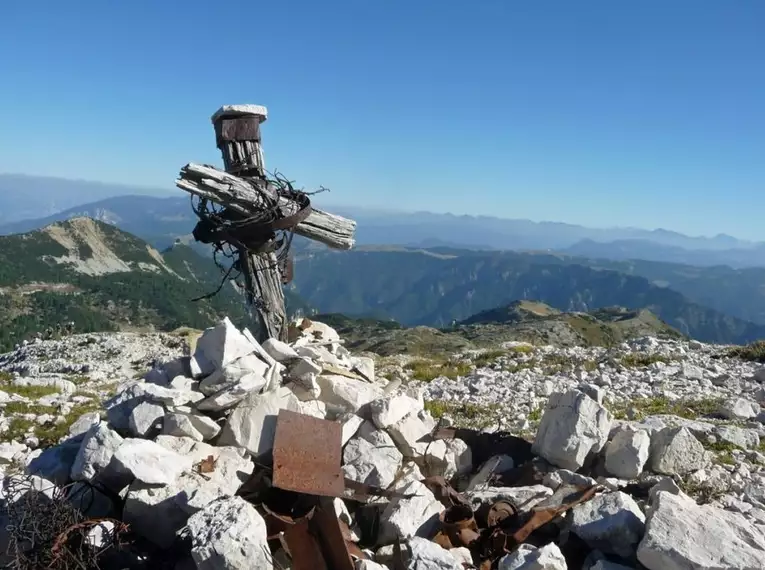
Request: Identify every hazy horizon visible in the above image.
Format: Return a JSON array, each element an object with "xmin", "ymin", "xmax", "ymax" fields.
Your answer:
[{"xmin": 0, "ymin": 171, "xmax": 756, "ymax": 243}]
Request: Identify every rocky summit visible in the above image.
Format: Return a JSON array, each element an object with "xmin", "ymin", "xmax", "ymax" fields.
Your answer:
[{"xmin": 0, "ymin": 318, "xmax": 764, "ymax": 569}]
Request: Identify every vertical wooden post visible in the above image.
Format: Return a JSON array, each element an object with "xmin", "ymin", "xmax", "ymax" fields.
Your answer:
[{"xmin": 211, "ymin": 104, "xmax": 288, "ymax": 342}]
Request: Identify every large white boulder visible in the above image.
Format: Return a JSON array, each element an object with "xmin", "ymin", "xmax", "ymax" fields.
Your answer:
[
  {"xmin": 532, "ymin": 390, "xmax": 612, "ymax": 470},
  {"xmin": 195, "ymin": 372, "xmax": 267, "ymax": 412},
  {"xmin": 111, "ymin": 438, "xmax": 192, "ymax": 485},
  {"xmin": 343, "ymin": 421, "xmax": 403, "ymax": 489},
  {"xmin": 193, "ymin": 317, "xmax": 257, "ymax": 375},
  {"xmin": 316, "ymin": 374, "xmax": 384, "ymax": 413},
  {"xmin": 127, "ymin": 401, "xmax": 164, "ymax": 438},
  {"xmin": 187, "ymin": 496, "xmax": 272, "ymax": 570},
  {"xmin": 648, "ymin": 427, "xmax": 708, "ymax": 476},
  {"xmin": 387, "ymin": 410, "xmax": 438, "ymax": 458},
  {"xmin": 604, "ymin": 427, "xmax": 650, "ymax": 479},
  {"xmin": 70, "ymin": 423, "xmax": 124, "ymax": 482},
  {"xmin": 718, "ymin": 397, "xmax": 760, "ymax": 420},
  {"xmin": 570, "ymin": 491, "xmax": 645, "ymax": 558},
  {"xmin": 122, "ymin": 437, "xmax": 253, "ymax": 548},
  {"xmin": 198, "ymin": 353, "xmax": 268, "ymax": 395},
  {"xmin": 218, "ymin": 386, "xmax": 300, "ymax": 457},
  {"xmin": 379, "ymin": 480, "xmax": 442, "ymax": 545},
  {"xmin": 369, "ymin": 392, "xmax": 423, "ymax": 429},
  {"xmin": 637, "ymin": 491, "xmax": 765, "ymax": 570}
]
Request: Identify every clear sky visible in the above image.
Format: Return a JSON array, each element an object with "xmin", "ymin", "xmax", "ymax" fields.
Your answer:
[{"xmin": 1, "ymin": 1, "xmax": 764, "ymax": 238}]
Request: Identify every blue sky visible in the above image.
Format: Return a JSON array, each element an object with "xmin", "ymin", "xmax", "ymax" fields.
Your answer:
[{"xmin": 1, "ymin": 1, "xmax": 764, "ymax": 238}]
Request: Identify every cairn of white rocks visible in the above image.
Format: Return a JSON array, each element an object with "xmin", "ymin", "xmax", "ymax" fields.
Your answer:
[{"xmin": 0, "ymin": 319, "xmax": 763, "ymax": 569}]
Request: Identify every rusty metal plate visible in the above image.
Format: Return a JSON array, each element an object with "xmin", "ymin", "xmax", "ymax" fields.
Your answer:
[
  {"xmin": 272, "ymin": 409, "xmax": 344, "ymax": 497},
  {"xmin": 215, "ymin": 116, "xmax": 262, "ymax": 143}
]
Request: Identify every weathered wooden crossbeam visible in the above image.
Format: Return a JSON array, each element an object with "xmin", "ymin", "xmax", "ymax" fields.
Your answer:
[{"xmin": 176, "ymin": 162, "xmax": 356, "ymax": 250}]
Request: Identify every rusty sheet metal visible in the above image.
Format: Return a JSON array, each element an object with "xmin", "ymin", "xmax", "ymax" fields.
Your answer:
[
  {"xmin": 283, "ymin": 519, "xmax": 329, "ymax": 570},
  {"xmin": 311, "ymin": 497, "xmax": 357, "ymax": 570},
  {"xmin": 508, "ymin": 484, "xmax": 600, "ymax": 547},
  {"xmin": 423, "ymin": 475, "xmax": 471, "ymax": 508},
  {"xmin": 272, "ymin": 409, "xmax": 344, "ymax": 497}
]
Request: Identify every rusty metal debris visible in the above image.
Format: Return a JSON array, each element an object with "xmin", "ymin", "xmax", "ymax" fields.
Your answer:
[
  {"xmin": 248, "ymin": 409, "xmax": 602, "ymax": 570},
  {"xmin": 272, "ymin": 409, "xmax": 344, "ymax": 497},
  {"xmin": 423, "ymin": 472, "xmax": 602, "ymax": 568}
]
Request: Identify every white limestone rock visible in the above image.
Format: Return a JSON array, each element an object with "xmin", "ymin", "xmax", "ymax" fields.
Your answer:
[
  {"xmin": 286, "ymin": 357, "xmax": 322, "ymax": 398},
  {"xmin": 339, "ymin": 413, "xmax": 365, "ymax": 446},
  {"xmin": 406, "ymin": 537, "xmax": 463, "ymax": 570},
  {"xmin": 68, "ymin": 412, "xmax": 101, "ymax": 438},
  {"xmin": 719, "ymin": 397, "xmax": 760, "ymax": 420},
  {"xmin": 105, "ymin": 382, "xmax": 202, "ymax": 430},
  {"xmin": 262, "ymin": 337, "xmax": 298, "ymax": 362},
  {"xmin": 570, "ymin": 491, "xmax": 645, "ymax": 558},
  {"xmin": 379, "ymin": 480, "xmax": 442, "ymax": 544},
  {"xmin": 343, "ymin": 421, "xmax": 403, "ymax": 489},
  {"xmin": 198, "ymin": 353, "xmax": 268, "ymax": 396},
  {"xmin": 162, "ymin": 413, "xmax": 205, "ymax": 441},
  {"xmin": 0, "ymin": 442, "xmax": 27, "ymax": 464},
  {"xmin": 71, "ymin": 423, "xmax": 124, "ymax": 482},
  {"xmin": 218, "ymin": 386, "xmax": 300, "ymax": 457},
  {"xmin": 498, "ymin": 543, "xmax": 568, "ymax": 570},
  {"xmin": 195, "ymin": 371, "xmax": 266, "ymax": 412},
  {"xmin": 122, "ymin": 438, "xmax": 253, "ymax": 548},
  {"xmin": 649, "ymin": 427, "xmax": 708, "ymax": 476},
  {"xmin": 532, "ymin": 390, "xmax": 612, "ymax": 470},
  {"xmin": 193, "ymin": 317, "xmax": 257, "ymax": 376},
  {"xmin": 316, "ymin": 374, "xmax": 384, "ymax": 413},
  {"xmin": 605, "ymin": 427, "xmax": 650, "ymax": 479},
  {"xmin": 127, "ymin": 401, "xmax": 164, "ymax": 438},
  {"xmin": 715, "ymin": 425, "xmax": 760, "ymax": 450},
  {"xmin": 387, "ymin": 410, "xmax": 438, "ymax": 458},
  {"xmin": 351, "ymin": 355, "xmax": 376, "ymax": 383},
  {"xmin": 187, "ymin": 496, "xmax": 271, "ymax": 570},
  {"xmin": 369, "ymin": 392, "xmax": 423, "ymax": 429},
  {"xmin": 420, "ymin": 438, "xmax": 473, "ymax": 479},
  {"xmin": 637, "ymin": 490, "xmax": 765, "ymax": 570},
  {"xmin": 112, "ymin": 438, "xmax": 192, "ymax": 485}
]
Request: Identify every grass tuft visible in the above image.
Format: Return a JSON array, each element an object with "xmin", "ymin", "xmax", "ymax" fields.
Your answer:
[
  {"xmin": 424, "ymin": 399, "xmax": 499, "ymax": 429},
  {"xmin": 619, "ymin": 353, "xmax": 672, "ymax": 368},
  {"xmin": 611, "ymin": 395, "xmax": 723, "ymax": 421},
  {"xmin": 727, "ymin": 341, "xmax": 765, "ymax": 363},
  {"xmin": 406, "ymin": 358, "xmax": 472, "ymax": 382}
]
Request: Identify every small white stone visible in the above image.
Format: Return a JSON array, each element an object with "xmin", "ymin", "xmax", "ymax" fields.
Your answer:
[{"xmin": 499, "ymin": 543, "xmax": 568, "ymax": 570}]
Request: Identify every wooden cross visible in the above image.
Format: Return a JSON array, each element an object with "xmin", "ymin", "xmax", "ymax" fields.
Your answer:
[{"xmin": 175, "ymin": 104, "xmax": 356, "ymax": 342}]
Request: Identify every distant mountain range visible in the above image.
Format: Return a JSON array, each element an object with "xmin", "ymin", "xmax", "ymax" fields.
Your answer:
[
  {"xmin": 2, "ymin": 174, "xmax": 764, "ymax": 268},
  {"xmin": 0, "ymin": 174, "xmax": 172, "ymax": 226},
  {"xmin": 1, "ymin": 214, "xmax": 764, "ymax": 348},
  {"xmin": 4, "ymin": 175, "xmax": 765, "ymax": 346}
]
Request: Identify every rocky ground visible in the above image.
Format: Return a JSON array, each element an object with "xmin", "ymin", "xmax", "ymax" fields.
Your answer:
[{"xmin": 0, "ymin": 319, "xmax": 763, "ymax": 569}]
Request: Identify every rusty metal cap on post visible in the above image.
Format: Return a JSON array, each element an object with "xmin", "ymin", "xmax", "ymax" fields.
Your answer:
[{"xmin": 211, "ymin": 104, "xmax": 268, "ymax": 124}]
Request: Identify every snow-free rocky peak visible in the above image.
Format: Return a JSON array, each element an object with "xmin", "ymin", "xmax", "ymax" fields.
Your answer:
[{"xmin": 0, "ymin": 317, "xmax": 764, "ymax": 569}]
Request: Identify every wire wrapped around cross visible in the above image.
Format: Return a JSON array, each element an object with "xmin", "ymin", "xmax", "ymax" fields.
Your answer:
[{"xmin": 188, "ymin": 171, "xmax": 321, "ymax": 305}]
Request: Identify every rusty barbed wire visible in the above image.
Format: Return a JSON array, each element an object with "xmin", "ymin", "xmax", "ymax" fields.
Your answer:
[
  {"xmin": 1, "ymin": 475, "xmax": 128, "ymax": 570},
  {"xmin": 188, "ymin": 171, "xmax": 327, "ymax": 305}
]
